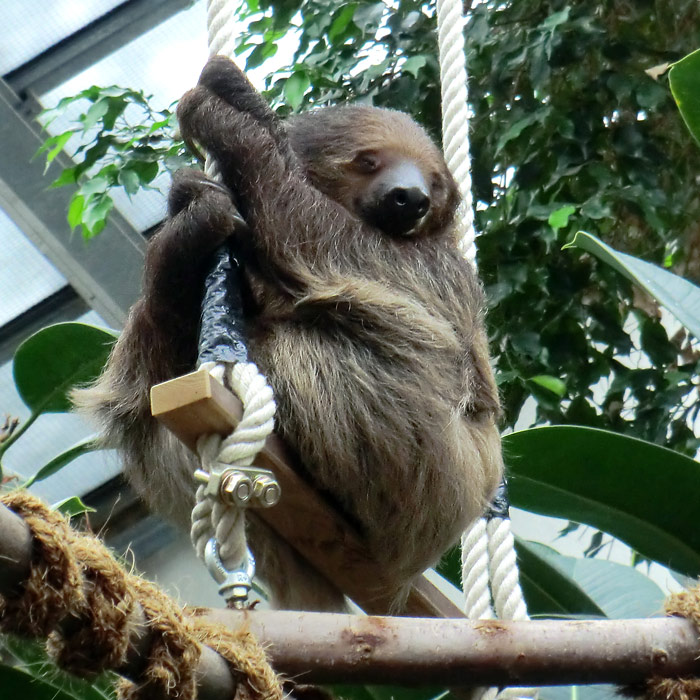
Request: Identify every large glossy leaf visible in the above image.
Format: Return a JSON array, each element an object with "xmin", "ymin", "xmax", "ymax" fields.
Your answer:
[
  {"xmin": 515, "ymin": 539, "xmax": 604, "ymax": 618},
  {"xmin": 0, "ymin": 666, "xmax": 75, "ymax": 700},
  {"xmin": 540, "ymin": 684, "xmax": 616, "ymax": 700},
  {"xmin": 13, "ymin": 323, "xmax": 117, "ymax": 414},
  {"xmin": 670, "ymin": 48, "xmax": 700, "ymax": 146},
  {"xmin": 564, "ymin": 232, "xmax": 700, "ymax": 339},
  {"xmin": 522, "ymin": 542, "xmax": 664, "ymax": 619},
  {"xmin": 504, "ymin": 426, "xmax": 700, "ymax": 577}
]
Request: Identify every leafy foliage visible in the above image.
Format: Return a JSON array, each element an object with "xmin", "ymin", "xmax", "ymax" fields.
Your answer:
[
  {"xmin": 38, "ymin": 86, "xmax": 194, "ymax": 239},
  {"xmin": 566, "ymin": 231, "xmax": 700, "ymax": 340}
]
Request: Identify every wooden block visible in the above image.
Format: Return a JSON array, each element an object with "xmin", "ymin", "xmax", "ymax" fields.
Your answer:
[
  {"xmin": 151, "ymin": 368, "xmax": 243, "ymax": 451},
  {"xmin": 151, "ymin": 369, "xmax": 465, "ymax": 618}
]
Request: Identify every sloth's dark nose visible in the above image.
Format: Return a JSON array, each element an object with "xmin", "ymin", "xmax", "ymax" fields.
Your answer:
[{"xmin": 387, "ymin": 186, "xmax": 431, "ymax": 223}]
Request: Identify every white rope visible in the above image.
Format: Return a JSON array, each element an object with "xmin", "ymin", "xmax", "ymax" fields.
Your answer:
[
  {"xmin": 461, "ymin": 517, "xmax": 494, "ymax": 621},
  {"xmin": 487, "ymin": 517, "xmax": 539, "ymax": 700},
  {"xmin": 436, "ymin": 0, "xmax": 477, "ymax": 262},
  {"xmin": 190, "ymin": 361, "xmax": 276, "ymax": 572},
  {"xmin": 207, "ymin": 0, "xmax": 238, "ymax": 58},
  {"xmin": 189, "ymin": 1, "xmax": 279, "ymax": 584},
  {"xmin": 436, "ymin": 1, "xmax": 537, "ymax": 698}
]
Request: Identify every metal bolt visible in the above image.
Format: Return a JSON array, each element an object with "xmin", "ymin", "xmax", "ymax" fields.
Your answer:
[
  {"xmin": 253, "ymin": 475, "xmax": 281, "ymax": 507},
  {"xmin": 220, "ymin": 470, "xmax": 253, "ymax": 506}
]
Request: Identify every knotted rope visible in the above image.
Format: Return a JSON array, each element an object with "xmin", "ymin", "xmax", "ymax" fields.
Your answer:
[{"xmin": 0, "ymin": 490, "xmax": 283, "ymax": 700}]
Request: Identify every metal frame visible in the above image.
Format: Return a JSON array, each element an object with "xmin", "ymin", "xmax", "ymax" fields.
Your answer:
[
  {"xmin": 0, "ymin": 79, "xmax": 145, "ymax": 329},
  {"xmin": 5, "ymin": 0, "xmax": 193, "ymax": 97}
]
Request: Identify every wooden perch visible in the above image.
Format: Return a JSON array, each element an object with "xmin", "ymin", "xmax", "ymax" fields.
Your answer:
[
  {"xmin": 2, "ymin": 500, "xmax": 700, "ymax": 695},
  {"xmin": 151, "ymin": 367, "xmax": 464, "ymax": 618}
]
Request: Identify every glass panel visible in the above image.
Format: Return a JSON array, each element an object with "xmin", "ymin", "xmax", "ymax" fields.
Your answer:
[
  {"xmin": 0, "ymin": 0, "xmax": 125, "ymax": 75},
  {"xmin": 0, "ymin": 208, "xmax": 66, "ymax": 327}
]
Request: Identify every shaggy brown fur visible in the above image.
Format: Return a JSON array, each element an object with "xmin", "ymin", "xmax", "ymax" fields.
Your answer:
[{"xmin": 73, "ymin": 56, "xmax": 503, "ymax": 612}]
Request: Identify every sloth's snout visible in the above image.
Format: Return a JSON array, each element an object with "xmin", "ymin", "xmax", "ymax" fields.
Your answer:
[{"xmin": 385, "ymin": 185, "xmax": 430, "ymax": 227}]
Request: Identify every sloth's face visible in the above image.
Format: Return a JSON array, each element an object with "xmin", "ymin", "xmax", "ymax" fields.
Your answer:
[
  {"xmin": 286, "ymin": 105, "xmax": 460, "ymax": 238},
  {"xmin": 348, "ymin": 149, "xmax": 432, "ymax": 237}
]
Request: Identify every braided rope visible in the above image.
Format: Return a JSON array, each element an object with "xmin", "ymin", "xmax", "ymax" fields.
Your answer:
[
  {"xmin": 436, "ymin": 1, "xmax": 536, "ymax": 698},
  {"xmin": 207, "ymin": 0, "xmax": 238, "ymax": 58},
  {"xmin": 436, "ymin": 0, "xmax": 477, "ymax": 262},
  {"xmin": 191, "ymin": 361, "xmax": 276, "ymax": 573},
  {"xmin": 487, "ymin": 518, "xmax": 529, "ymax": 621},
  {"xmin": 461, "ymin": 517, "xmax": 494, "ymax": 621},
  {"xmin": 487, "ymin": 517, "xmax": 538, "ymax": 700}
]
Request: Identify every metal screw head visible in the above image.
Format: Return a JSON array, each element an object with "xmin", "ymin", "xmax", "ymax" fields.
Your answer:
[
  {"xmin": 253, "ymin": 475, "xmax": 281, "ymax": 507},
  {"xmin": 220, "ymin": 471, "xmax": 253, "ymax": 506}
]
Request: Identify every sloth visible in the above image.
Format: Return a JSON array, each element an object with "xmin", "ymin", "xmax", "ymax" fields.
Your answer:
[{"xmin": 74, "ymin": 56, "xmax": 503, "ymax": 611}]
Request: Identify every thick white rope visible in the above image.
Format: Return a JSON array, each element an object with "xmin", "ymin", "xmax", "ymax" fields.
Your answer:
[
  {"xmin": 189, "ymin": 0, "xmax": 278, "ymax": 581},
  {"xmin": 191, "ymin": 361, "xmax": 276, "ymax": 572},
  {"xmin": 436, "ymin": 1, "xmax": 536, "ymax": 698},
  {"xmin": 436, "ymin": 0, "xmax": 477, "ymax": 262},
  {"xmin": 461, "ymin": 517, "xmax": 494, "ymax": 621}
]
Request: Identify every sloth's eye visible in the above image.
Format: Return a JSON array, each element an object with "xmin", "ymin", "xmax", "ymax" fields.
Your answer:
[{"xmin": 354, "ymin": 152, "xmax": 381, "ymax": 173}]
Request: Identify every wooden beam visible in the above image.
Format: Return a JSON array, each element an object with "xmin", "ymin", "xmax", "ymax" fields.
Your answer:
[{"xmin": 151, "ymin": 368, "xmax": 464, "ymax": 617}]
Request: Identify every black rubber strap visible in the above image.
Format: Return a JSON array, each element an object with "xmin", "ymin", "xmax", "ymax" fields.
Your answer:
[
  {"xmin": 485, "ymin": 478, "xmax": 510, "ymax": 520},
  {"xmin": 197, "ymin": 241, "xmax": 249, "ymax": 366}
]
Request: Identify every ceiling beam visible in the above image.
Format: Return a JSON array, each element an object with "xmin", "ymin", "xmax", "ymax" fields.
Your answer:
[
  {"xmin": 0, "ymin": 79, "xmax": 145, "ymax": 329},
  {"xmin": 4, "ymin": 0, "xmax": 192, "ymax": 97}
]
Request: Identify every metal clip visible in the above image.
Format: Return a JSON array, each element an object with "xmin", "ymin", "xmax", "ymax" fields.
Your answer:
[{"xmin": 204, "ymin": 538, "xmax": 256, "ymax": 608}]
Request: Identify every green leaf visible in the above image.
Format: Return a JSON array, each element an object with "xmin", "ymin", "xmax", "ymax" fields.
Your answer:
[
  {"xmin": 246, "ymin": 41, "xmax": 278, "ymax": 70},
  {"xmin": 0, "ymin": 666, "xmax": 75, "ymax": 700},
  {"xmin": 13, "ymin": 323, "xmax": 117, "ymax": 414},
  {"xmin": 526, "ymin": 542, "xmax": 665, "ymax": 619},
  {"xmin": 83, "ymin": 194, "xmax": 114, "ymax": 239},
  {"xmin": 79, "ymin": 175, "xmax": 110, "ymax": 197},
  {"xmin": 82, "ymin": 97, "xmax": 110, "ymax": 130},
  {"xmin": 45, "ymin": 131, "xmax": 72, "ymax": 164},
  {"xmin": 50, "ymin": 166, "xmax": 79, "ymax": 188},
  {"xmin": 504, "ymin": 426, "xmax": 700, "ymax": 578},
  {"xmin": 54, "ymin": 495, "xmax": 95, "ymax": 518},
  {"xmin": 669, "ymin": 48, "xmax": 700, "ymax": 146},
  {"xmin": 564, "ymin": 231, "xmax": 700, "ymax": 340},
  {"xmin": 1, "ymin": 635, "xmax": 116, "ymax": 700},
  {"xmin": 530, "ymin": 375, "xmax": 567, "ymax": 397},
  {"xmin": 548, "ymin": 205, "xmax": 576, "ymax": 231},
  {"xmin": 515, "ymin": 539, "xmax": 606, "ymax": 617},
  {"xmin": 129, "ymin": 159, "xmax": 159, "ymax": 185},
  {"xmin": 495, "ymin": 114, "xmax": 540, "ymax": 153},
  {"xmin": 284, "ymin": 71, "xmax": 310, "ymax": 111},
  {"xmin": 23, "ymin": 438, "xmax": 99, "ymax": 488},
  {"xmin": 67, "ymin": 194, "xmax": 85, "ymax": 230},
  {"xmin": 118, "ymin": 167, "xmax": 141, "ymax": 195},
  {"xmin": 402, "ymin": 55, "xmax": 428, "ymax": 78},
  {"xmin": 328, "ymin": 4, "xmax": 357, "ymax": 43}
]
